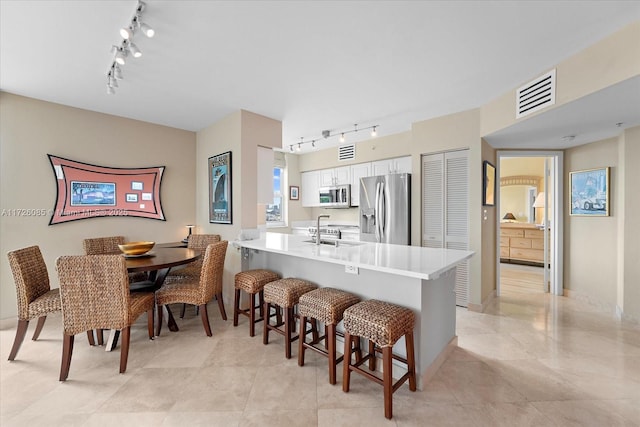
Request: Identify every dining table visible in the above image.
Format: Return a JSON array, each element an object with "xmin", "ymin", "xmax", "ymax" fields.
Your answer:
[{"xmin": 105, "ymin": 245, "xmax": 200, "ymax": 351}]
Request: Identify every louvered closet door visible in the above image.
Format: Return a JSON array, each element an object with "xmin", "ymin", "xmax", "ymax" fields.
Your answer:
[{"xmin": 422, "ymin": 150, "xmax": 469, "ymax": 307}]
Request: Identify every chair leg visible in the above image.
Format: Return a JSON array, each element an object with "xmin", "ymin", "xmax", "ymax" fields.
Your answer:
[
  {"xmin": 32, "ymin": 316, "xmax": 47, "ymax": 341},
  {"xmin": 156, "ymin": 304, "xmax": 163, "ymax": 336},
  {"xmin": 119, "ymin": 327, "xmax": 130, "ymax": 374},
  {"xmin": 233, "ymin": 289, "xmax": 241, "ymax": 327},
  {"xmin": 180, "ymin": 303, "xmax": 187, "ymax": 319},
  {"xmin": 383, "ymin": 346, "xmax": 393, "ymax": 419},
  {"xmin": 87, "ymin": 330, "xmax": 96, "ymax": 346},
  {"xmin": 342, "ymin": 331, "xmax": 352, "ymax": 392},
  {"xmin": 8, "ymin": 319, "xmax": 29, "ymax": 361},
  {"xmin": 96, "ymin": 329, "xmax": 104, "ymax": 346},
  {"xmin": 59, "ymin": 334, "xmax": 74, "ymax": 381},
  {"xmin": 327, "ymin": 323, "xmax": 337, "ymax": 384},
  {"xmin": 298, "ymin": 315, "xmax": 307, "ymax": 367},
  {"xmin": 216, "ymin": 293, "xmax": 227, "ymax": 320},
  {"xmin": 147, "ymin": 308, "xmax": 155, "ymax": 340},
  {"xmin": 200, "ymin": 304, "xmax": 212, "ymax": 337}
]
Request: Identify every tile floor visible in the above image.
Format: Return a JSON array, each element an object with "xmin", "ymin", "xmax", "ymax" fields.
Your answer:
[{"xmin": 1, "ymin": 292, "xmax": 639, "ymax": 426}]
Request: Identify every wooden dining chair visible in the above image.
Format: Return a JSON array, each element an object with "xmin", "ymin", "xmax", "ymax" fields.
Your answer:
[
  {"xmin": 56, "ymin": 254, "xmax": 155, "ymax": 381},
  {"xmin": 6, "ymin": 245, "xmax": 62, "ymax": 361},
  {"xmin": 156, "ymin": 241, "xmax": 228, "ymax": 336},
  {"xmin": 166, "ymin": 234, "xmax": 221, "ymax": 318}
]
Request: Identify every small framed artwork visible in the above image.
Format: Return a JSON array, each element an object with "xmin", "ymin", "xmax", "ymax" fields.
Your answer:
[
  {"xmin": 125, "ymin": 193, "xmax": 138, "ymax": 203},
  {"xmin": 290, "ymin": 185, "xmax": 299, "ymax": 201},
  {"xmin": 131, "ymin": 181, "xmax": 143, "ymax": 190},
  {"xmin": 483, "ymin": 161, "xmax": 496, "ymax": 206},
  {"xmin": 209, "ymin": 151, "xmax": 232, "ymax": 224},
  {"xmin": 570, "ymin": 167, "xmax": 610, "ymax": 216}
]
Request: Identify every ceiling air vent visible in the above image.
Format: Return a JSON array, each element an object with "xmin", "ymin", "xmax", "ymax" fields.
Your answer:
[
  {"xmin": 516, "ymin": 69, "xmax": 556, "ymax": 119},
  {"xmin": 338, "ymin": 144, "xmax": 355, "ymax": 161}
]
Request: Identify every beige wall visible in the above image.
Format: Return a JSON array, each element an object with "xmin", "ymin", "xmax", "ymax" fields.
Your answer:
[
  {"xmin": 481, "ymin": 21, "xmax": 640, "ymax": 138},
  {"xmin": 0, "ymin": 93, "xmax": 196, "ymax": 319},
  {"xmin": 565, "ymin": 137, "xmax": 620, "ymax": 310},
  {"xmin": 621, "ymin": 126, "xmax": 640, "ymax": 321},
  {"xmin": 195, "ymin": 110, "xmax": 282, "ymax": 307}
]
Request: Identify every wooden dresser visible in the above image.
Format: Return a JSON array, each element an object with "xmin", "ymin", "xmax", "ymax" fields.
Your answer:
[{"xmin": 500, "ymin": 223, "xmax": 547, "ymax": 266}]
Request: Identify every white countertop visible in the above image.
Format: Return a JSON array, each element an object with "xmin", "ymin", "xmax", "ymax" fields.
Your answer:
[{"xmin": 235, "ymin": 233, "xmax": 474, "ymax": 280}]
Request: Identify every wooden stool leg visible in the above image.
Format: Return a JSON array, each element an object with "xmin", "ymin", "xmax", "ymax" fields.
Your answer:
[
  {"xmin": 59, "ymin": 334, "xmax": 74, "ymax": 381},
  {"xmin": 368, "ymin": 340, "xmax": 376, "ymax": 371},
  {"xmin": 284, "ymin": 306, "xmax": 293, "ymax": 359},
  {"xmin": 249, "ymin": 292, "xmax": 256, "ymax": 337},
  {"xmin": 86, "ymin": 330, "xmax": 96, "ymax": 346},
  {"xmin": 383, "ymin": 346, "xmax": 393, "ymax": 419},
  {"xmin": 216, "ymin": 293, "xmax": 227, "ymax": 321},
  {"xmin": 327, "ymin": 323, "xmax": 337, "ymax": 384},
  {"xmin": 406, "ymin": 331, "xmax": 417, "ymax": 391},
  {"xmin": 298, "ymin": 315, "xmax": 307, "ymax": 366},
  {"xmin": 96, "ymin": 329, "xmax": 104, "ymax": 346},
  {"xmin": 342, "ymin": 331, "xmax": 352, "ymax": 392},
  {"xmin": 233, "ymin": 289, "xmax": 241, "ymax": 327},
  {"xmin": 258, "ymin": 290, "xmax": 265, "ymax": 318},
  {"xmin": 263, "ymin": 301, "xmax": 271, "ymax": 345}
]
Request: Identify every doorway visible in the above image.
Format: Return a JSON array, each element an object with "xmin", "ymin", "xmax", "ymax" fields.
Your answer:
[{"xmin": 496, "ymin": 151, "xmax": 564, "ymax": 296}]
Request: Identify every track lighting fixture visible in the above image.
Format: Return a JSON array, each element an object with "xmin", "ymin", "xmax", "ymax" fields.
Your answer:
[
  {"xmin": 105, "ymin": 1, "xmax": 154, "ymax": 95},
  {"xmin": 288, "ymin": 123, "xmax": 379, "ymax": 153}
]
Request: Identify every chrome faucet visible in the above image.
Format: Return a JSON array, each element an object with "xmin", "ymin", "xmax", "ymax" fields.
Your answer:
[{"xmin": 316, "ymin": 214, "xmax": 330, "ymax": 245}]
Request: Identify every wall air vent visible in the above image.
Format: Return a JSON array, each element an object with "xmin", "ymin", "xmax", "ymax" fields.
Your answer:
[
  {"xmin": 338, "ymin": 144, "xmax": 356, "ymax": 161},
  {"xmin": 516, "ymin": 69, "xmax": 556, "ymax": 119}
]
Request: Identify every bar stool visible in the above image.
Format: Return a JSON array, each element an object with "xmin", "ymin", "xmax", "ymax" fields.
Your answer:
[
  {"xmin": 233, "ymin": 269, "xmax": 280, "ymax": 337},
  {"xmin": 342, "ymin": 299, "xmax": 416, "ymax": 419},
  {"xmin": 263, "ymin": 278, "xmax": 317, "ymax": 358},
  {"xmin": 298, "ymin": 287, "xmax": 360, "ymax": 385}
]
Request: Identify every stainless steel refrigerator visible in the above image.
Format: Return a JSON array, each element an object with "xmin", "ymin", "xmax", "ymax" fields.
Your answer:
[{"xmin": 359, "ymin": 173, "xmax": 411, "ymax": 244}]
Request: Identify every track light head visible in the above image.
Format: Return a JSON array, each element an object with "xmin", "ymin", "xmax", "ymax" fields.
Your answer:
[
  {"xmin": 296, "ymin": 143, "xmax": 301, "ymax": 152},
  {"xmin": 139, "ymin": 21, "xmax": 154, "ymax": 37},
  {"xmin": 371, "ymin": 126, "xmax": 377, "ymax": 137},
  {"xmin": 120, "ymin": 26, "xmax": 134, "ymax": 39},
  {"xmin": 128, "ymin": 41, "xmax": 142, "ymax": 58},
  {"xmin": 107, "ymin": 85, "xmax": 116, "ymax": 95},
  {"xmin": 339, "ymin": 133, "xmax": 345, "ymax": 143},
  {"xmin": 289, "ymin": 145, "xmax": 294, "ymax": 152},
  {"xmin": 113, "ymin": 64, "xmax": 123, "ymax": 80},
  {"xmin": 114, "ymin": 47, "xmax": 127, "ymax": 65}
]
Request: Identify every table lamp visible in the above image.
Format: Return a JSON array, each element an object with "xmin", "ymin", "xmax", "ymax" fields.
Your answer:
[
  {"xmin": 502, "ymin": 212, "xmax": 516, "ymax": 222},
  {"xmin": 182, "ymin": 225, "xmax": 194, "ymax": 243}
]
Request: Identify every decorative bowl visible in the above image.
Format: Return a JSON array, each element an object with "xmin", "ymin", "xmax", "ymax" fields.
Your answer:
[{"xmin": 118, "ymin": 241, "xmax": 155, "ymax": 256}]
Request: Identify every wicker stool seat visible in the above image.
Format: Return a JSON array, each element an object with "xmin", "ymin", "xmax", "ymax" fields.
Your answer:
[
  {"xmin": 298, "ymin": 287, "xmax": 361, "ymax": 384},
  {"xmin": 233, "ymin": 269, "xmax": 280, "ymax": 337},
  {"xmin": 342, "ymin": 299, "xmax": 417, "ymax": 420},
  {"xmin": 263, "ymin": 278, "xmax": 317, "ymax": 358}
]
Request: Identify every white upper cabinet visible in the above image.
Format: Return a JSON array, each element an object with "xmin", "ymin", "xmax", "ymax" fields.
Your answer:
[
  {"xmin": 371, "ymin": 156, "xmax": 412, "ymax": 176},
  {"xmin": 349, "ymin": 162, "xmax": 371, "ymax": 207},
  {"xmin": 320, "ymin": 166, "xmax": 351, "ymax": 187},
  {"xmin": 301, "ymin": 170, "xmax": 321, "ymax": 207}
]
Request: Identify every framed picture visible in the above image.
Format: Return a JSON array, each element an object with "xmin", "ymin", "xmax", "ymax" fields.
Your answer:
[
  {"xmin": 290, "ymin": 185, "xmax": 299, "ymax": 200},
  {"xmin": 70, "ymin": 181, "xmax": 116, "ymax": 206},
  {"xmin": 570, "ymin": 167, "xmax": 610, "ymax": 216},
  {"xmin": 208, "ymin": 151, "xmax": 232, "ymax": 224},
  {"xmin": 131, "ymin": 181, "xmax": 143, "ymax": 190},
  {"xmin": 125, "ymin": 193, "xmax": 138, "ymax": 203},
  {"xmin": 483, "ymin": 161, "xmax": 496, "ymax": 206}
]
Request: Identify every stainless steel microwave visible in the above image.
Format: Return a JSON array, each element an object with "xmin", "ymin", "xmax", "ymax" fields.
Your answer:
[{"xmin": 319, "ymin": 184, "xmax": 351, "ymax": 208}]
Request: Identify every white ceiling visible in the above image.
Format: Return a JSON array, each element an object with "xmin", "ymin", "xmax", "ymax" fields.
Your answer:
[{"xmin": 1, "ymin": 1, "xmax": 639, "ymax": 153}]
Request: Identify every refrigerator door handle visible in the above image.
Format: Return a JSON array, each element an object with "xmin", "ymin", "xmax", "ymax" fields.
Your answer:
[
  {"xmin": 374, "ymin": 182, "xmax": 381, "ymax": 242},
  {"xmin": 377, "ymin": 181, "xmax": 386, "ymax": 242}
]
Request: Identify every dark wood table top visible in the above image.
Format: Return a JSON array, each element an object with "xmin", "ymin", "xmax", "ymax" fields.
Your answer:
[{"xmin": 125, "ymin": 247, "xmax": 199, "ymax": 273}]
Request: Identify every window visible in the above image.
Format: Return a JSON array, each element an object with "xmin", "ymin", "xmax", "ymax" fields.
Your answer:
[{"xmin": 266, "ymin": 166, "xmax": 284, "ymax": 226}]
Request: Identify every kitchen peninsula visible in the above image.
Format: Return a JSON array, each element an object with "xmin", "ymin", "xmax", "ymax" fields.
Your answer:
[{"xmin": 236, "ymin": 232, "xmax": 474, "ymax": 389}]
